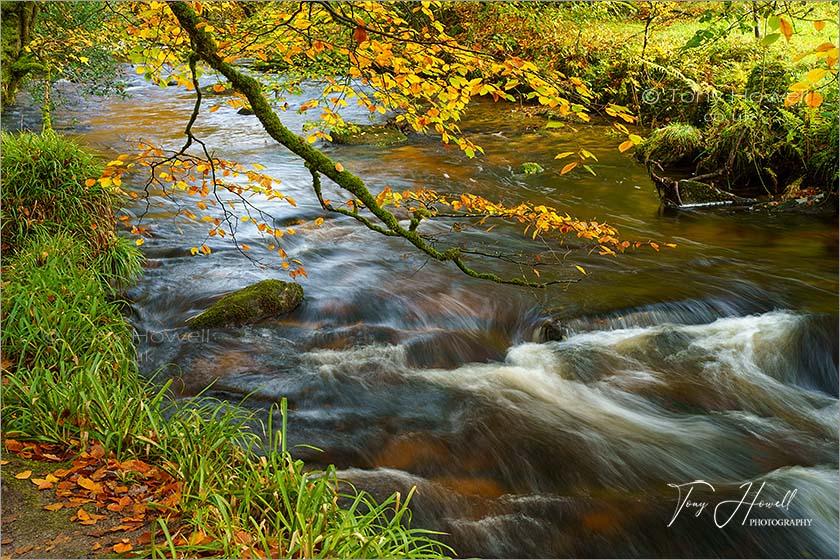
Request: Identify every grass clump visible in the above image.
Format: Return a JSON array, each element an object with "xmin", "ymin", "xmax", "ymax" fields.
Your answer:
[
  {"xmin": 1, "ymin": 130, "xmax": 118, "ymax": 255},
  {"xmin": 636, "ymin": 123, "xmax": 704, "ymax": 166},
  {"xmin": 1, "ymin": 132, "xmax": 450, "ymax": 558}
]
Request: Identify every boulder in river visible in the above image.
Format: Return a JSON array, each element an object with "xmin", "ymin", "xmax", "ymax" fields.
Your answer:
[
  {"xmin": 186, "ymin": 279, "xmax": 303, "ymax": 328},
  {"xmin": 330, "ymin": 124, "xmax": 407, "ymax": 146}
]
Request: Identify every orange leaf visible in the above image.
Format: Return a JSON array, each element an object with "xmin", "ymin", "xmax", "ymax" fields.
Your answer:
[
  {"xmin": 560, "ymin": 161, "xmax": 578, "ymax": 175},
  {"xmin": 804, "ymin": 91, "xmax": 823, "ymax": 108},
  {"xmin": 335, "ymin": 162, "xmax": 345, "ymax": 173},
  {"xmin": 779, "ymin": 17, "xmax": 793, "ymax": 42},
  {"xmin": 113, "ymin": 542, "xmax": 133, "ymax": 554},
  {"xmin": 814, "ymin": 20, "xmax": 826, "ymax": 32},
  {"xmin": 353, "ymin": 25, "xmax": 368, "ymax": 44},
  {"xmin": 43, "ymin": 503, "xmax": 64, "ymax": 511},
  {"xmin": 15, "ymin": 470, "xmax": 32, "ymax": 480},
  {"xmin": 784, "ymin": 91, "xmax": 803, "ymax": 106},
  {"xmin": 618, "ymin": 140, "xmax": 634, "ymax": 153},
  {"xmin": 85, "ymin": 178, "xmax": 97, "ymax": 187}
]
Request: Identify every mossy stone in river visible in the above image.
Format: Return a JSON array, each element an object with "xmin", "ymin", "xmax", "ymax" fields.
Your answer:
[
  {"xmin": 186, "ymin": 279, "xmax": 303, "ymax": 328},
  {"xmin": 520, "ymin": 162, "xmax": 545, "ymax": 175},
  {"xmin": 330, "ymin": 124, "xmax": 407, "ymax": 146}
]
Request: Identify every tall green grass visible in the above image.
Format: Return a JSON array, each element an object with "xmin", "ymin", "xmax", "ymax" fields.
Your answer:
[
  {"xmin": 1, "ymin": 130, "xmax": 115, "ymax": 255},
  {"xmin": 1, "ymin": 131, "xmax": 450, "ymax": 558}
]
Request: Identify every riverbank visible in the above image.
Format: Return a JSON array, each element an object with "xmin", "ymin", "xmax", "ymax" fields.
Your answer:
[{"xmin": 0, "ymin": 131, "xmax": 448, "ymax": 558}]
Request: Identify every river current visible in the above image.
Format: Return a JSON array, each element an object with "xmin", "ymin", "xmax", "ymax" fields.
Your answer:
[{"xmin": 4, "ymin": 72, "xmax": 838, "ymax": 558}]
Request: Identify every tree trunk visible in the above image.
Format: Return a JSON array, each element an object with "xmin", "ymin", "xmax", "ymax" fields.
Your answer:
[{"xmin": 1, "ymin": 1, "xmax": 39, "ymax": 107}]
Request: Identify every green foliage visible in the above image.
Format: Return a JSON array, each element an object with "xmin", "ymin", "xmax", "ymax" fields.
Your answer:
[
  {"xmin": 1, "ymin": 232, "xmax": 145, "ymax": 449},
  {"xmin": 637, "ymin": 123, "xmax": 704, "ymax": 166},
  {"xmin": 0, "ymin": 131, "xmax": 116, "ymax": 255},
  {"xmin": 520, "ymin": 162, "xmax": 545, "ymax": 175},
  {"xmin": 745, "ymin": 60, "xmax": 792, "ymax": 98}
]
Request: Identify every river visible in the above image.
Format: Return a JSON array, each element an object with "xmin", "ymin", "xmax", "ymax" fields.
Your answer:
[{"xmin": 4, "ymin": 72, "xmax": 838, "ymax": 558}]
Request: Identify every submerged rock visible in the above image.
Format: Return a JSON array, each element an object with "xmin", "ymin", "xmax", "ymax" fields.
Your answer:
[
  {"xmin": 186, "ymin": 279, "xmax": 303, "ymax": 328},
  {"xmin": 330, "ymin": 124, "xmax": 407, "ymax": 146}
]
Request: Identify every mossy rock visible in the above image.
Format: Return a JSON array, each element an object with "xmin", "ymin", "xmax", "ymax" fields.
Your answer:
[
  {"xmin": 330, "ymin": 125, "xmax": 407, "ymax": 146},
  {"xmin": 636, "ymin": 123, "xmax": 704, "ymax": 166},
  {"xmin": 520, "ymin": 162, "xmax": 545, "ymax": 175},
  {"xmin": 186, "ymin": 279, "xmax": 303, "ymax": 328},
  {"xmin": 745, "ymin": 61, "xmax": 791, "ymax": 99}
]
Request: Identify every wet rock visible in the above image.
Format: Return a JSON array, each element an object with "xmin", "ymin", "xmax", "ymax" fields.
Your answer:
[
  {"xmin": 186, "ymin": 279, "xmax": 303, "ymax": 328},
  {"xmin": 237, "ymin": 106, "xmax": 255, "ymax": 115},
  {"xmin": 535, "ymin": 320, "xmax": 567, "ymax": 342},
  {"xmin": 330, "ymin": 124, "xmax": 407, "ymax": 146}
]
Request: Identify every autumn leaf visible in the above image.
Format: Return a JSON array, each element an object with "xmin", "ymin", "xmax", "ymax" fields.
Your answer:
[
  {"xmin": 335, "ymin": 162, "xmax": 345, "ymax": 172},
  {"xmin": 15, "ymin": 470, "xmax": 32, "ymax": 479},
  {"xmin": 560, "ymin": 161, "xmax": 578, "ymax": 175},
  {"xmin": 814, "ymin": 20, "xmax": 826, "ymax": 32},
  {"xmin": 804, "ymin": 91, "xmax": 823, "ymax": 109},
  {"xmin": 353, "ymin": 25, "xmax": 368, "ymax": 44},
  {"xmin": 575, "ymin": 265, "xmax": 587, "ymax": 275},
  {"xmin": 85, "ymin": 178, "xmax": 97, "ymax": 187},
  {"xmin": 618, "ymin": 140, "xmax": 634, "ymax": 153},
  {"xmin": 43, "ymin": 503, "xmax": 64, "ymax": 511},
  {"xmin": 113, "ymin": 542, "xmax": 133, "ymax": 554},
  {"xmin": 779, "ymin": 17, "xmax": 793, "ymax": 42}
]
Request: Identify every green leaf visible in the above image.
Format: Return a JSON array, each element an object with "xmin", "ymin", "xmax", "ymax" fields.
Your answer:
[
  {"xmin": 761, "ymin": 33, "xmax": 780, "ymax": 46},
  {"xmin": 545, "ymin": 121, "xmax": 565, "ymax": 129},
  {"xmin": 583, "ymin": 165, "xmax": 596, "ymax": 176}
]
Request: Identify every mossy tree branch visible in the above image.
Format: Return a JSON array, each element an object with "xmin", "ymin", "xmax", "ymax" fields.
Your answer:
[{"xmin": 168, "ymin": 1, "xmax": 557, "ymax": 288}]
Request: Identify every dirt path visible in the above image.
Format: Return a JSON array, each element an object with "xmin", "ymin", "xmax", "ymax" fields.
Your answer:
[{"xmin": 2, "ymin": 453, "xmax": 152, "ymax": 559}]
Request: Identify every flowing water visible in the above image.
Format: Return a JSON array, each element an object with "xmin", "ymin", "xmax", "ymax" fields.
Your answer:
[{"xmin": 4, "ymin": 73, "xmax": 838, "ymax": 558}]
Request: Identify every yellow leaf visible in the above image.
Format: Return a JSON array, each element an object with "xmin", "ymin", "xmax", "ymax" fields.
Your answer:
[
  {"xmin": 665, "ymin": 243, "xmax": 677, "ymax": 248},
  {"xmin": 190, "ymin": 247, "xmax": 199, "ymax": 256},
  {"xmin": 560, "ymin": 161, "xmax": 578, "ymax": 175},
  {"xmin": 554, "ymin": 151, "xmax": 575, "ymax": 160},
  {"xmin": 779, "ymin": 17, "xmax": 793, "ymax": 42},
  {"xmin": 314, "ymin": 217, "xmax": 324, "ymax": 226},
  {"xmin": 335, "ymin": 162, "xmax": 345, "ymax": 173},
  {"xmin": 628, "ymin": 134, "xmax": 643, "ymax": 145},
  {"xmin": 575, "ymin": 265, "xmax": 587, "ymax": 275},
  {"xmin": 252, "ymin": 162, "xmax": 266, "ymax": 170},
  {"xmin": 805, "ymin": 68, "xmax": 828, "ymax": 84},
  {"xmin": 135, "ymin": 238, "xmax": 145, "ymax": 246},
  {"xmin": 79, "ymin": 56, "xmax": 89, "ymax": 64},
  {"xmin": 209, "ymin": 105, "xmax": 220, "ymax": 113},
  {"xmin": 98, "ymin": 177, "xmax": 112, "ymax": 188},
  {"xmin": 618, "ymin": 140, "xmax": 634, "ymax": 153},
  {"xmin": 201, "ymin": 245, "xmax": 211, "ymax": 255},
  {"xmin": 15, "ymin": 470, "xmax": 32, "ymax": 480},
  {"xmin": 814, "ymin": 20, "xmax": 826, "ymax": 32},
  {"xmin": 804, "ymin": 91, "xmax": 823, "ymax": 108}
]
